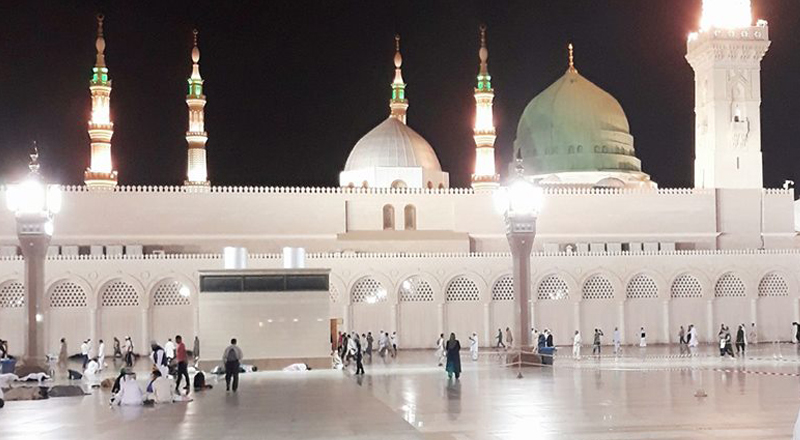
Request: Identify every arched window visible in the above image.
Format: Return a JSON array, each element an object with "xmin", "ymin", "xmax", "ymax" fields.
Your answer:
[
  {"xmin": 404, "ymin": 204, "xmax": 416, "ymax": 230},
  {"xmin": 382, "ymin": 204, "xmax": 395, "ymax": 230}
]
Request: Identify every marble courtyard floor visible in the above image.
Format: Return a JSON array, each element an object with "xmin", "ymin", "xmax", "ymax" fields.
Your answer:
[{"xmin": 2, "ymin": 344, "xmax": 800, "ymax": 439}]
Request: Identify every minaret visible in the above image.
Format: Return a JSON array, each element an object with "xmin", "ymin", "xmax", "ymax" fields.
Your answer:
[
  {"xmin": 686, "ymin": 0, "xmax": 770, "ymax": 189},
  {"xmin": 471, "ymin": 25, "xmax": 499, "ymax": 191},
  {"xmin": 85, "ymin": 14, "xmax": 118, "ymax": 190},
  {"xmin": 185, "ymin": 29, "xmax": 210, "ymax": 187},
  {"xmin": 389, "ymin": 35, "xmax": 408, "ymax": 124}
]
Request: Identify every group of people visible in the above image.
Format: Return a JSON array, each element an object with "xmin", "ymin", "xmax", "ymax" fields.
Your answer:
[{"xmin": 336, "ymin": 330, "xmax": 398, "ymax": 375}]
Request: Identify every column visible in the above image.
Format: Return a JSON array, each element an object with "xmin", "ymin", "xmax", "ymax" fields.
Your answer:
[
  {"xmin": 662, "ymin": 301, "xmax": 670, "ymax": 344},
  {"xmin": 618, "ymin": 301, "xmax": 626, "ymax": 345},
  {"xmin": 19, "ymin": 233, "xmax": 49, "ymax": 363},
  {"xmin": 706, "ymin": 300, "xmax": 714, "ymax": 343},
  {"xmin": 749, "ymin": 298, "xmax": 757, "ymax": 327},
  {"xmin": 141, "ymin": 309, "xmax": 149, "ymax": 354},
  {"xmin": 573, "ymin": 301, "xmax": 581, "ymax": 335},
  {"xmin": 89, "ymin": 308, "xmax": 98, "ymax": 343},
  {"xmin": 483, "ymin": 303, "xmax": 490, "ymax": 347},
  {"xmin": 390, "ymin": 303, "xmax": 398, "ymax": 334},
  {"xmin": 343, "ymin": 305, "xmax": 351, "ymax": 332},
  {"xmin": 437, "ymin": 303, "xmax": 445, "ymax": 336}
]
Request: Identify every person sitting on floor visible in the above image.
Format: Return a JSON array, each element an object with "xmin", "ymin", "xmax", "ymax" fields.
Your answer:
[
  {"xmin": 145, "ymin": 370, "xmax": 174, "ymax": 404},
  {"xmin": 113, "ymin": 371, "xmax": 144, "ymax": 406}
]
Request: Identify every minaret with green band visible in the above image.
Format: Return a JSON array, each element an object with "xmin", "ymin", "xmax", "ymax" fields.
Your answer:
[
  {"xmin": 185, "ymin": 29, "xmax": 210, "ymax": 187},
  {"xmin": 471, "ymin": 25, "xmax": 499, "ymax": 191},
  {"xmin": 389, "ymin": 35, "xmax": 408, "ymax": 124},
  {"xmin": 85, "ymin": 14, "xmax": 118, "ymax": 190}
]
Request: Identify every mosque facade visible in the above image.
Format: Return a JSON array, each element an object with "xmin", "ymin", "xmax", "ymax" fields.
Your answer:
[{"xmin": 0, "ymin": 1, "xmax": 798, "ymax": 357}]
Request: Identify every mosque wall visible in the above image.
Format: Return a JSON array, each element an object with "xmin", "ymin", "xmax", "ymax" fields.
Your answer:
[
  {"xmin": 0, "ymin": 250, "xmax": 798, "ymax": 357},
  {"xmin": 0, "ymin": 187, "xmax": 791, "ymax": 255}
]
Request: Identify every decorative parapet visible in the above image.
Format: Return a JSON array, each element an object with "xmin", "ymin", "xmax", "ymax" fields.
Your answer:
[{"xmin": 25, "ymin": 248, "xmax": 800, "ymax": 262}]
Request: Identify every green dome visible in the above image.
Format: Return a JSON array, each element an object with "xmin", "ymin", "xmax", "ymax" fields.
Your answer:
[{"xmin": 514, "ymin": 70, "xmax": 642, "ymax": 177}]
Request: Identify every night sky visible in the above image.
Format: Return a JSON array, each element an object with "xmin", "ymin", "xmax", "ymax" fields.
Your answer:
[{"xmin": 0, "ymin": 1, "xmax": 798, "ymax": 188}]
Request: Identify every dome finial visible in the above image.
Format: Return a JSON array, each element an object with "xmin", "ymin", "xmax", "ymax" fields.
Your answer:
[
  {"xmin": 95, "ymin": 14, "xmax": 106, "ymax": 67},
  {"xmin": 390, "ymin": 34, "xmax": 408, "ymax": 124},
  {"xmin": 478, "ymin": 25, "xmax": 489, "ymax": 71},
  {"xmin": 191, "ymin": 29, "xmax": 201, "ymax": 65},
  {"xmin": 567, "ymin": 43, "xmax": 577, "ymax": 74},
  {"xmin": 394, "ymin": 34, "xmax": 402, "ymax": 69}
]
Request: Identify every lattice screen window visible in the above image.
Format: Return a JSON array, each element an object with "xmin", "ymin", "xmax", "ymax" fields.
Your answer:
[
  {"xmin": 714, "ymin": 273, "xmax": 746, "ymax": 297},
  {"xmin": 582, "ymin": 275, "xmax": 614, "ymax": 300},
  {"xmin": 626, "ymin": 274, "xmax": 658, "ymax": 299},
  {"xmin": 0, "ymin": 282, "xmax": 24, "ymax": 308},
  {"xmin": 399, "ymin": 277, "xmax": 434, "ymax": 302},
  {"xmin": 153, "ymin": 281, "xmax": 191, "ymax": 306},
  {"xmin": 491, "ymin": 276, "xmax": 514, "ymax": 301},
  {"xmin": 50, "ymin": 281, "xmax": 87, "ymax": 308},
  {"xmin": 758, "ymin": 273, "xmax": 789, "ymax": 297},
  {"xmin": 329, "ymin": 284, "xmax": 339, "ymax": 303},
  {"xmin": 101, "ymin": 281, "xmax": 140, "ymax": 307},
  {"xmin": 537, "ymin": 275, "xmax": 569, "ymax": 300},
  {"xmin": 671, "ymin": 275, "xmax": 702, "ymax": 299},
  {"xmin": 351, "ymin": 277, "xmax": 386, "ymax": 303},
  {"xmin": 445, "ymin": 277, "xmax": 480, "ymax": 302}
]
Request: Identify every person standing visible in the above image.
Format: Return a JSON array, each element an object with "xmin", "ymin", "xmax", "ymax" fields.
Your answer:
[
  {"xmin": 164, "ymin": 338, "xmax": 176, "ymax": 365},
  {"xmin": 573, "ymin": 330, "xmax": 582, "ymax": 360},
  {"xmin": 58, "ymin": 338, "xmax": 68, "ymax": 370},
  {"xmin": 736, "ymin": 324, "xmax": 746, "ymax": 355},
  {"xmin": 174, "ymin": 335, "xmax": 190, "ymax": 395},
  {"xmin": 445, "ymin": 333, "xmax": 462, "ymax": 379},
  {"xmin": 495, "ymin": 328, "xmax": 505, "ymax": 349},
  {"xmin": 505, "ymin": 327, "xmax": 514, "ymax": 350},
  {"xmin": 193, "ymin": 336, "xmax": 200, "ymax": 362},
  {"xmin": 639, "ymin": 327, "xmax": 647, "ymax": 347},
  {"xmin": 593, "ymin": 329, "xmax": 604, "ymax": 355},
  {"xmin": 531, "ymin": 328, "xmax": 539, "ymax": 353},
  {"xmin": 97, "ymin": 339, "xmax": 105, "ymax": 372},
  {"xmin": 366, "ymin": 332, "xmax": 374, "ymax": 361},
  {"xmin": 688, "ymin": 324, "xmax": 699, "ymax": 348},
  {"xmin": 80, "ymin": 339, "xmax": 90, "ymax": 369},
  {"xmin": 151, "ymin": 343, "xmax": 169, "ymax": 378},
  {"xmin": 749, "ymin": 323, "xmax": 757, "ymax": 345},
  {"xmin": 436, "ymin": 333, "xmax": 446, "ymax": 367},
  {"xmin": 354, "ymin": 336, "xmax": 364, "ymax": 375},
  {"xmin": 390, "ymin": 331, "xmax": 398, "ymax": 357},
  {"xmin": 612, "ymin": 327, "xmax": 621, "ymax": 355},
  {"xmin": 794, "ymin": 322, "xmax": 800, "ymax": 344},
  {"xmin": 113, "ymin": 337, "xmax": 122, "ymax": 358},
  {"xmin": 222, "ymin": 338, "xmax": 243, "ymax": 392},
  {"xmin": 678, "ymin": 326, "xmax": 686, "ymax": 345},
  {"xmin": 546, "ymin": 329, "xmax": 554, "ymax": 348},
  {"xmin": 377, "ymin": 331, "xmax": 387, "ymax": 358},
  {"xmin": 469, "ymin": 332, "xmax": 479, "ymax": 361}
]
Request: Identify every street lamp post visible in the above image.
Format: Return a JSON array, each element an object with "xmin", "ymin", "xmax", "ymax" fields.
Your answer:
[
  {"xmin": 494, "ymin": 159, "xmax": 543, "ymax": 349},
  {"xmin": 5, "ymin": 148, "xmax": 61, "ymax": 365}
]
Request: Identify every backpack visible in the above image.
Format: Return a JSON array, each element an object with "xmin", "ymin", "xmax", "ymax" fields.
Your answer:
[{"xmin": 226, "ymin": 346, "xmax": 239, "ymax": 362}]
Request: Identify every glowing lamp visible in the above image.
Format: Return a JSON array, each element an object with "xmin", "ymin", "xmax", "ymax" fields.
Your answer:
[
  {"xmin": 6, "ymin": 178, "xmax": 62, "ymax": 219},
  {"xmin": 493, "ymin": 179, "xmax": 544, "ymax": 218},
  {"xmin": 700, "ymin": 0, "xmax": 752, "ymax": 31}
]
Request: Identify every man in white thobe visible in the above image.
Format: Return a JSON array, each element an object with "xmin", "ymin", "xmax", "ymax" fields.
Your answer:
[
  {"xmin": 97, "ymin": 340, "xmax": 106, "ymax": 372},
  {"xmin": 80, "ymin": 340, "xmax": 90, "ymax": 369},
  {"xmin": 573, "ymin": 331, "xmax": 582, "ymax": 360},
  {"xmin": 613, "ymin": 327, "xmax": 621, "ymax": 354},
  {"xmin": 469, "ymin": 332, "xmax": 479, "ymax": 361},
  {"xmin": 164, "ymin": 339, "xmax": 176, "ymax": 364}
]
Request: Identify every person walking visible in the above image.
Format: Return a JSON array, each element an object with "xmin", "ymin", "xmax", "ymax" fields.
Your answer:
[
  {"xmin": 436, "ymin": 333, "xmax": 446, "ymax": 367},
  {"xmin": 749, "ymin": 323, "xmax": 757, "ymax": 345},
  {"xmin": 687, "ymin": 324, "xmax": 699, "ymax": 347},
  {"xmin": 80, "ymin": 339, "xmax": 90, "ymax": 369},
  {"xmin": 151, "ymin": 343, "xmax": 169, "ymax": 378},
  {"xmin": 58, "ymin": 338, "xmax": 68, "ymax": 370},
  {"xmin": 366, "ymin": 332, "xmax": 374, "ymax": 361},
  {"xmin": 678, "ymin": 326, "xmax": 686, "ymax": 345},
  {"xmin": 174, "ymin": 335, "xmax": 190, "ymax": 395},
  {"xmin": 495, "ymin": 328, "xmax": 505, "ymax": 349},
  {"xmin": 736, "ymin": 324, "xmax": 746, "ymax": 355},
  {"xmin": 505, "ymin": 327, "xmax": 514, "ymax": 350},
  {"xmin": 222, "ymin": 338, "xmax": 243, "ymax": 392},
  {"xmin": 592, "ymin": 329, "xmax": 604, "ymax": 355},
  {"xmin": 354, "ymin": 336, "xmax": 365, "ymax": 375},
  {"xmin": 123, "ymin": 336, "xmax": 134, "ymax": 367},
  {"xmin": 164, "ymin": 338, "xmax": 176, "ymax": 365},
  {"xmin": 469, "ymin": 332, "xmax": 479, "ymax": 361},
  {"xmin": 390, "ymin": 331, "xmax": 398, "ymax": 357},
  {"xmin": 573, "ymin": 330, "xmax": 582, "ymax": 360},
  {"xmin": 445, "ymin": 333, "xmax": 462, "ymax": 380},
  {"xmin": 97, "ymin": 339, "xmax": 105, "ymax": 372},
  {"xmin": 531, "ymin": 328, "xmax": 539, "ymax": 353},
  {"xmin": 639, "ymin": 327, "xmax": 647, "ymax": 347},
  {"xmin": 612, "ymin": 327, "xmax": 621, "ymax": 355}
]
